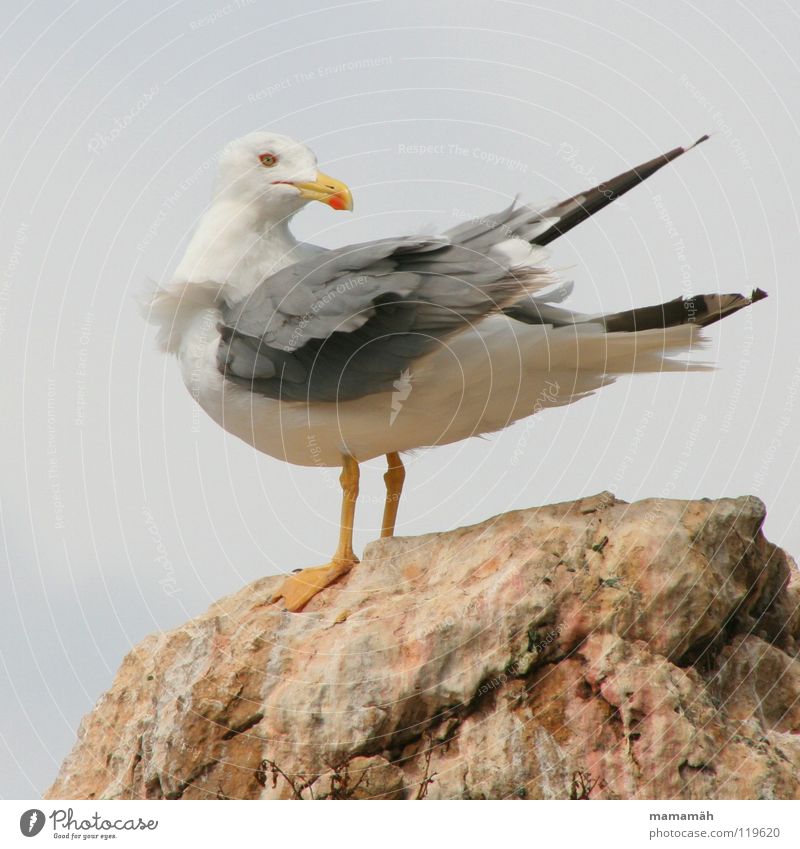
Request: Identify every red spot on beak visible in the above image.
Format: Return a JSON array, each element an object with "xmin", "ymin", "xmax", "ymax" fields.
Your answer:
[{"xmin": 328, "ymin": 195, "xmax": 346, "ymax": 211}]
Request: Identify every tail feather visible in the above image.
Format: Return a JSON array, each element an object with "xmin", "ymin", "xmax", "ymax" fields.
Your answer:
[
  {"xmin": 601, "ymin": 288, "xmax": 767, "ymax": 332},
  {"xmin": 531, "ymin": 135, "xmax": 710, "ymax": 246},
  {"xmin": 465, "ymin": 135, "xmax": 769, "ymax": 337},
  {"xmin": 507, "ymin": 288, "xmax": 767, "ymax": 333}
]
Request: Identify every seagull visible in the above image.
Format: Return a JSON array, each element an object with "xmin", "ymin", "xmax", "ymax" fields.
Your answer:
[{"xmin": 144, "ymin": 131, "xmax": 766, "ymax": 611}]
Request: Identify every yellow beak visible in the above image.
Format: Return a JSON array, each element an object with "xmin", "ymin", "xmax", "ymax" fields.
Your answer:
[{"xmin": 290, "ymin": 171, "xmax": 353, "ymax": 211}]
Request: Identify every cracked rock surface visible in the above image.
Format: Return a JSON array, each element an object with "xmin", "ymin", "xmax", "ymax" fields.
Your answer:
[{"xmin": 46, "ymin": 493, "xmax": 800, "ymax": 800}]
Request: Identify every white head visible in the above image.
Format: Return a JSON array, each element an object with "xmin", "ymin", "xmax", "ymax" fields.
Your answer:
[{"xmin": 213, "ymin": 131, "xmax": 353, "ymax": 218}]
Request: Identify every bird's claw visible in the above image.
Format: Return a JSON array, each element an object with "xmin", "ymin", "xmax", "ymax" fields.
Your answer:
[{"xmin": 270, "ymin": 558, "xmax": 356, "ymax": 612}]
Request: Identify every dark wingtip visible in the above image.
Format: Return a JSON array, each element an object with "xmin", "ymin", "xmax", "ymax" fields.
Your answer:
[
  {"xmin": 687, "ymin": 134, "xmax": 711, "ymax": 150},
  {"xmin": 532, "ymin": 136, "xmax": 713, "ymax": 247},
  {"xmin": 601, "ymin": 288, "xmax": 765, "ymax": 333}
]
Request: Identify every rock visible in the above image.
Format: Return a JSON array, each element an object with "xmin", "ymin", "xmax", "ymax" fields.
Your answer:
[{"xmin": 46, "ymin": 493, "xmax": 800, "ymax": 800}]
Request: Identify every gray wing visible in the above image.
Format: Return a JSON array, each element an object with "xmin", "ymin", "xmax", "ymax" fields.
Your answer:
[
  {"xmin": 217, "ymin": 137, "xmax": 714, "ymax": 403},
  {"xmin": 217, "ymin": 231, "xmax": 550, "ymax": 402}
]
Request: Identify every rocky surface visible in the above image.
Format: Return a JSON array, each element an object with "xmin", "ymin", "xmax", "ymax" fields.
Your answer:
[{"xmin": 46, "ymin": 493, "xmax": 800, "ymax": 800}]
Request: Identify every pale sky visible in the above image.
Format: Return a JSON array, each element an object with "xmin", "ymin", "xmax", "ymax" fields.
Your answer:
[{"xmin": 1, "ymin": 0, "xmax": 798, "ymax": 798}]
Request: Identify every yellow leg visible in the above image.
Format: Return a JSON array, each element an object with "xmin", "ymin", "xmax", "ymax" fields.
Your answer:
[
  {"xmin": 380, "ymin": 452, "xmax": 405, "ymax": 538},
  {"xmin": 271, "ymin": 455, "xmax": 360, "ymax": 612}
]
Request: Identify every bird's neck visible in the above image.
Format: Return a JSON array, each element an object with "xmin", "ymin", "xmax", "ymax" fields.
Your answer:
[
  {"xmin": 172, "ymin": 198, "xmax": 302, "ymax": 303},
  {"xmin": 147, "ymin": 199, "xmax": 307, "ymax": 355}
]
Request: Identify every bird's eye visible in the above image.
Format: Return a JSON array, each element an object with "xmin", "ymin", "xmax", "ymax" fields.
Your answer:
[{"xmin": 259, "ymin": 152, "xmax": 278, "ymax": 167}]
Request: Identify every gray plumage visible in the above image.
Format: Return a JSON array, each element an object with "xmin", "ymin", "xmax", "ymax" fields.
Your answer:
[{"xmin": 217, "ymin": 228, "xmax": 552, "ymax": 402}]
